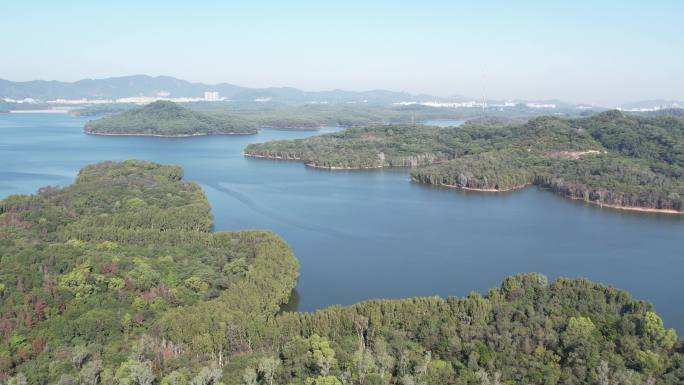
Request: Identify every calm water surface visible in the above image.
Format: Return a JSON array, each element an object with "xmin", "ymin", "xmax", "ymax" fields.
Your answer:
[{"xmin": 2, "ymin": 113, "xmax": 683, "ymax": 331}]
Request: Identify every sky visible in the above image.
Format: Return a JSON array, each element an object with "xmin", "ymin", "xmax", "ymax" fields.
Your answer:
[{"xmin": 1, "ymin": 0, "xmax": 683, "ymax": 105}]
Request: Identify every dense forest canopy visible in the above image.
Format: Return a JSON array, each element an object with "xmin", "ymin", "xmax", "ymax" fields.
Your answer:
[
  {"xmin": 0, "ymin": 160, "xmax": 298, "ymax": 384},
  {"xmin": 74, "ymin": 104, "xmax": 440, "ymax": 129},
  {"xmin": 245, "ymin": 111, "xmax": 684, "ymax": 212},
  {"xmin": 74, "ymin": 103, "xmax": 520, "ymax": 132},
  {"xmin": 83, "ymin": 101, "xmax": 257, "ymax": 136},
  {"xmin": 1, "ymin": 160, "xmax": 683, "ymax": 385},
  {"xmin": 244, "ymin": 124, "xmax": 457, "ymax": 169}
]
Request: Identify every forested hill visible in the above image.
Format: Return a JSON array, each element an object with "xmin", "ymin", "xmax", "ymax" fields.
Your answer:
[
  {"xmin": 84, "ymin": 101, "xmax": 257, "ymax": 136},
  {"xmin": 0, "ymin": 160, "xmax": 299, "ymax": 384},
  {"xmin": 0, "ymin": 75, "xmax": 426, "ymax": 104},
  {"xmin": 245, "ymin": 111, "xmax": 684, "ymax": 213},
  {"xmin": 244, "ymin": 124, "xmax": 456, "ymax": 169},
  {"xmin": 1, "ymin": 160, "xmax": 683, "ymax": 384},
  {"xmin": 73, "ymin": 104, "xmax": 464, "ymax": 130}
]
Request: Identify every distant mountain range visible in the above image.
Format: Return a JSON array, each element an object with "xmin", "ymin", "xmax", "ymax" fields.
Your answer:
[
  {"xmin": 0, "ymin": 75, "xmax": 437, "ymax": 104},
  {"xmin": 1, "ymin": 75, "xmax": 681, "ymax": 110}
]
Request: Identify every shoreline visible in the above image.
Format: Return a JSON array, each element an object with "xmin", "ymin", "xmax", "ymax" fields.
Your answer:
[
  {"xmin": 246, "ymin": 155, "xmax": 684, "ymax": 215},
  {"xmin": 418, "ymin": 178, "xmax": 531, "ymax": 193},
  {"xmin": 305, "ymin": 162, "xmax": 384, "ymax": 170},
  {"xmin": 452, "ymin": 183, "xmax": 530, "ymax": 192},
  {"xmin": 259, "ymin": 125, "xmax": 323, "ymax": 131},
  {"xmin": 244, "ymin": 153, "xmax": 303, "ymax": 161},
  {"xmin": 9, "ymin": 109, "xmax": 70, "ymax": 114},
  {"xmin": 85, "ymin": 130, "xmax": 256, "ymax": 138},
  {"xmin": 563, "ymin": 194, "xmax": 684, "ymax": 215},
  {"xmin": 244, "ymin": 153, "xmax": 385, "ymax": 170},
  {"xmin": 418, "ymin": 178, "xmax": 683, "ymax": 214}
]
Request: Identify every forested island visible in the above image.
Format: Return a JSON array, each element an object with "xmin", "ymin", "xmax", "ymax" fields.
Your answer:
[
  {"xmin": 74, "ymin": 101, "xmax": 572, "ymax": 133},
  {"xmin": 75, "ymin": 103, "xmax": 470, "ymax": 131},
  {"xmin": 245, "ymin": 111, "xmax": 684, "ymax": 213},
  {"xmin": 83, "ymin": 101, "xmax": 257, "ymax": 136},
  {"xmin": 1, "ymin": 160, "xmax": 683, "ymax": 385}
]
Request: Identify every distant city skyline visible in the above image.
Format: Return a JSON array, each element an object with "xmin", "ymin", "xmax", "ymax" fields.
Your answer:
[
  {"xmin": 1, "ymin": 74, "xmax": 682, "ymax": 110},
  {"xmin": 1, "ymin": 0, "xmax": 683, "ymax": 105}
]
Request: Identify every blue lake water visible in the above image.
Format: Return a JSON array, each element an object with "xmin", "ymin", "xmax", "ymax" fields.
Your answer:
[{"xmin": 2, "ymin": 113, "xmax": 684, "ymax": 331}]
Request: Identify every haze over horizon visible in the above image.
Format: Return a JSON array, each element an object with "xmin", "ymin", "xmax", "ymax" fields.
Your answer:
[{"xmin": 2, "ymin": 0, "xmax": 683, "ymax": 105}]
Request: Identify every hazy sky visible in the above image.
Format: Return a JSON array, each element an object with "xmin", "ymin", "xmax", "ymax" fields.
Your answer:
[{"xmin": 1, "ymin": 0, "xmax": 682, "ymax": 105}]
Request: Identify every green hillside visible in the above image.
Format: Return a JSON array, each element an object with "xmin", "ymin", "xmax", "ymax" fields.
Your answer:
[
  {"xmin": 245, "ymin": 111, "xmax": 684, "ymax": 212},
  {"xmin": 84, "ymin": 101, "xmax": 256, "ymax": 136}
]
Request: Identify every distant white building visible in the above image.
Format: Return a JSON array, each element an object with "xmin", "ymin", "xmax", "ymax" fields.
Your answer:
[
  {"xmin": 3, "ymin": 97, "xmax": 39, "ymax": 104},
  {"xmin": 525, "ymin": 103, "xmax": 557, "ymax": 109},
  {"xmin": 47, "ymin": 98, "xmax": 114, "ymax": 105},
  {"xmin": 616, "ymin": 102, "xmax": 682, "ymax": 112},
  {"xmin": 204, "ymin": 91, "xmax": 220, "ymax": 101}
]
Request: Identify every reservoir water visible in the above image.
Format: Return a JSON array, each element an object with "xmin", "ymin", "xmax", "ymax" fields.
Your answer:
[{"xmin": 2, "ymin": 113, "xmax": 683, "ymax": 331}]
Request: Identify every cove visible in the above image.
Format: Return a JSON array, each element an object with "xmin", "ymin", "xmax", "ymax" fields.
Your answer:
[{"xmin": 1, "ymin": 113, "xmax": 683, "ymax": 332}]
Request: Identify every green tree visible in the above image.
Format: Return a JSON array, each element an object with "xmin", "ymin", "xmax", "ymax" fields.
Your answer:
[
  {"xmin": 72, "ymin": 345, "xmax": 90, "ymax": 369},
  {"xmin": 643, "ymin": 311, "xmax": 677, "ymax": 349},
  {"xmin": 59, "ymin": 265, "xmax": 96, "ymax": 299},
  {"xmin": 241, "ymin": 367, "xmax": 257, "ymax": 385},
  {"xmin": 304, "ymin": 375, "xmax": 343, "ymax": 385},
  {"xmin": 308, "ymin": 335, "xmax": 337, "ymax": 376},
  {"xmin": 127, "ymin": 261, "xmax": 161, "ymax": 290},
  {"xmin": 190, "ymin": 367, "xmax": 222, "ymax": 385},
  {"xmin": 129, "ymin": 361, "xmax": 156, "ymax": 385},
  {"xmin": 79, "ymin": 359, "xmax": 103, "ymax": 385},
  {"xmin": 184, "ymin": 276, "xmax": 209, "ymax": 293},
  {"xmin": 161, "ymin": 371, "xmax": 189, "ymax": 385},
  {"xmin": 258, "ymin": 357, "xmax": 279, "ymax": 385}
]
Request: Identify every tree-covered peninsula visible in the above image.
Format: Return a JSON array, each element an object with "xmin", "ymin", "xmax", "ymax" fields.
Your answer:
[
  {"xmin": 73, "ymin": 102, "xmax": 551, "ymax": 132},
  {"xmin": 83, "ymin": 101, "xmax": 257, "ymax": 136},
  {"xmin": 0, "ymin": 160, "xmax": 298, "ymax": 384},
  {"xmin": 75, "ymin": 103, "xmax": 466, "ymax": 132},
  {"xmin": 2, "ymin": 160, "xmax": 684, "ymax": 385},
  {"xmin": 245, "ymin": 111, "xmax": 684, "ymax": 213},
  {"xmin": 244, "ymin": 124, "xmax": 456, "ymax": 169}
]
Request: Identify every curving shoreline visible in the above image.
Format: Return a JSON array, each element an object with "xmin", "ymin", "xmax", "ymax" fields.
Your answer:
[
  {"xmin": 563, "ymin": 194, "xmax": 684, "ymax": 215},
  {"xmin": 247, "ymin": 153, "xmax": 684, "ymax": 215},
  {"xmin": 423, "ymin": 178, "xmax": 683, "ymax": 214},
  {"xmin": 85, "ymin": 130, "xmax": 256, "ymax": 138},
  {"xmin": 305, "ymin": 162, "xmax": 384, "ymax": 170},
  {"xmin": 244, "ymin": 152, "xmax": 385, "ymax": 170},
  {"xmin": 244, "ymin": 152, "xmax": 303, "ymax": 161},
  {"xmin": 424, "ymin": 179, "xmax": 531, "ymax": 193}
]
